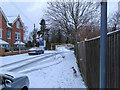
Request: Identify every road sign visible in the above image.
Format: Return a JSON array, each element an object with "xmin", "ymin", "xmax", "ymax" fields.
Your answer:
[{"xmin": 40, "ymin": 41, "xmax": 43, "ymax": 45}]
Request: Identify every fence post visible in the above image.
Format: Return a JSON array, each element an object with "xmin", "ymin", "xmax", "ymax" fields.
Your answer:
[
  {"xmin": 76, "ymin": 43, "xmax": 77, "ymax": 59},
  {"xmin": 100, "ymin": 1, "xmax": 107, "ymax": 88}
]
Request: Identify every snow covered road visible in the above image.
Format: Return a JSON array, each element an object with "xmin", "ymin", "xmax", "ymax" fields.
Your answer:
[{"xmin": 0, "ymin": 47, "xmax": 86, "ymax": 88}]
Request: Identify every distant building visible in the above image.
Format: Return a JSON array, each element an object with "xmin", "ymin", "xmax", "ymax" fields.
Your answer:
[{"xmin": 0, "ymin": 7, "xmax": 25, "ymax": 50}]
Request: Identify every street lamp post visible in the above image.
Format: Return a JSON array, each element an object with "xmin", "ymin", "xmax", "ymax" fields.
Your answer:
[
  {"xmin": 19, "ymin": 27, "xmax": 21, "ymax": 54},
  {"xmin": 100, "ymin": 1, "xmax": 107, "ymax": 88},
  {"xmin": 18, "ymin": 25, "xmax": 24, "ymax": 54}
]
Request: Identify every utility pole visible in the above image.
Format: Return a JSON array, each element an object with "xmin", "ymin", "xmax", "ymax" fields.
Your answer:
[
  {"xmin": 18, "ymin": 21, "xmax": 21, "ymax": 54},
  {"xmin": 100, "ymin": 1, "xmax": 107, "ymax": 88},
  {"xmin": 19, "ymin": 28, "xmax": 20, "ymax": 54},
  {"xmin": 34, "ymin": 24, "xmax": 35, "ymax": 47}
]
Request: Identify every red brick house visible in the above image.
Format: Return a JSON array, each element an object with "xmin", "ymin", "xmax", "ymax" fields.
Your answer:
[{"xmin": 0, "ymin": 7, "xmax": 25, "ymax": 50}]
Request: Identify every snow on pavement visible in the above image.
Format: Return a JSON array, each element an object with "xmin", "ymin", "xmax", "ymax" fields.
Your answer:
[
  {"xmin": 0, "ymin": 46, "xmax": 86, "ymax": 88},
  {"xmin": 43, "ymin": 52, "xmax": 85, "ymax": 88},
  {"xmin": 26, "ymin": 47, "xmax": 86, "ymax": 88}
]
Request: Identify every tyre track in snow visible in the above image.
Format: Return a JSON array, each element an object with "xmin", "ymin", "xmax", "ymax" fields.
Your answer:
[
  {"xmin": 8, "ymin": 52, "xmax": 64, "ymax": 72},
  {"xmin": 41, "ymin": 59, "xmax": 62, "ymax": 88},
  {"xmin": 1, "ymin": 53, "xmax": 55, "ymax": 68},
  {"xmin": 21, "ymin": 60, "xmax": 62, "ymax": 74}
]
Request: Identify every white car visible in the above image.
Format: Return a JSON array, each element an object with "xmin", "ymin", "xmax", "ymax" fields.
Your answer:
[
  {"xmin": 28, "ymin": 47, "xmax": 44, "ymax": 55},
  {"xmin": 0, "ymin": 72, "xmax": 29, "ymax": 90}
]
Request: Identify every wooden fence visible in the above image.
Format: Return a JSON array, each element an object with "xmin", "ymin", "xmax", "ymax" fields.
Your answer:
[{"xmin": 76, "ymin": 29, "xmax": 120, "ymax": 88}]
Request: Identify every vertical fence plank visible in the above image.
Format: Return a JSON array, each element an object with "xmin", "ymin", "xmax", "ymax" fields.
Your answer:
[
  {"xmin": 118, "ymin": 32, "xmax": 120, "ymax": 88},
  {"xmin": 107, "ymin": 35, "xmax": 111, "ymax": 88},
  {"xmin": 86, "ymin": 41, "xmax": 91, "ymax": 87},
  {"xmin": 114, "ymin": 33, "xmax": 117, "ymax": 88},
  {"xmin": 116, "ymin": 33, "xmax": 119, "ymax": 88},
  {"xmin": 107, "ymin": 35, "xmax": 109, "ymax": 88},
  {"xmin": 113, "ymin": 34, "xmax": 116, "ymax": 88},
  {"xmin": 111, "ymin": 35, "xmax": 114, "ymax": 88}
]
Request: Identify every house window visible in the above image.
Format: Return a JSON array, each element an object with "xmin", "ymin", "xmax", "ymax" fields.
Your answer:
[
  {"xmin": 15, "ymin": 33, "xmax": 20, "ymax": 40},
  {"xmin": 7, "ymin": 31, "xmax": 11, "ymax": 39},
  {"xmin": 0, "ymin": 29, "xmax": 2, "ymax": 38},
  {"xmin": 16, "ymin": 21, "xmax": 20, "ymax": 29}
]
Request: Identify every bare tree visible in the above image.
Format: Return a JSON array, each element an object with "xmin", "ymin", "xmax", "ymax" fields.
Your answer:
[
  {"xmin": 45, "ymin": 0, "xmax": 100, "ymax": 42},
  {"xmin": 28, "ymin": 32, "xmax": 33, "ymax": 42},
  {"xmin": 23, "ymin": 25, "xmax": 29, "ymax": 43},
  {"xmin": 109, "ymin": 11, "xmax": 120, "ymax": 31},
  {"xmin": 49, "ymin": 26, "xmax": 66, "ymax": 44},
  {"xmin": 28, "ymin": 28, "xmax": 38, "ymax": 47}
]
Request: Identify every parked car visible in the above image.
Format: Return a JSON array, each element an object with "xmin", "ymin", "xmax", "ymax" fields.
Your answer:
[
  {"xmin": 69, "ymin": 47, "xmax": 74, "ymax": 50},
  {"xmin": 66, "ymin": 46, "xmax": 74, "ymax": 51},
  {"xmin": 0, "ymin": 72, "xmax": 29, "ymax": 90},
  {"xmin": 28, "ymin": 47, "xmax": 44, "ymax": 55}
]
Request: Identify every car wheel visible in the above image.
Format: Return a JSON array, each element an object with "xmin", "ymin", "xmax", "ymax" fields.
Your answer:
[
  {"xmin": 21, "ymin": 86, "xmax": 28, "ymax": 90},
  {"xmin": 29, "ymin": 53, "xmax": 32, "ymax": 55}
]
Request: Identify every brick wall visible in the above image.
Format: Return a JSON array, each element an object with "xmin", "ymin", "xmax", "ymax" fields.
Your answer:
[
  {"xmin": 1, "ymin": 48, "xmax": 28, "ymax": 56},
  {"xmin": 0, "ymin": 12, "xmax": 2, "ymax": 28},
  {"xmin": 6, "ymin": 29, "xmax": 12, "ymax": 46},
  {"xmin": 0, "ymin": 12, "xmax": 7, "ymax": 41},
  {"xmin": 7, "ymin": 18, "xmax": 24, "ymax": 47}
]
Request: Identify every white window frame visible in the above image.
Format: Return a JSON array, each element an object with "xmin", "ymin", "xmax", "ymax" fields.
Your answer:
[
  {"xmin": 15, "ymin": 32, "xmax": 20, "ymax": 40},
  {"xmin": 7, "ymin": 31, "xmax": 11, "ymax": 39},
  {"xmin": 0, "ymin": 29, "xmax": 2, "ymax": 38}
]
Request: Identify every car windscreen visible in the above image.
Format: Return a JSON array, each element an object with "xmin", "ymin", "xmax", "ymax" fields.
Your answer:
[
  {"xmin": 29, "ymin": 48, "xmax": 36, "ymax": 50},
  {"xmin": 37, "ymin": 47, "xmax": 44, "ymax": 50}
]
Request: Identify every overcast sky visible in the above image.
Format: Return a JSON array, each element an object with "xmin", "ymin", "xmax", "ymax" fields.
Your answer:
[
  {"xmin": 0, "ymin": 0, "xmax": 119, "ymax": 34},
  {"xmin": 1, "ymin": 1, "xmax": 47, "ymax": 33}
]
